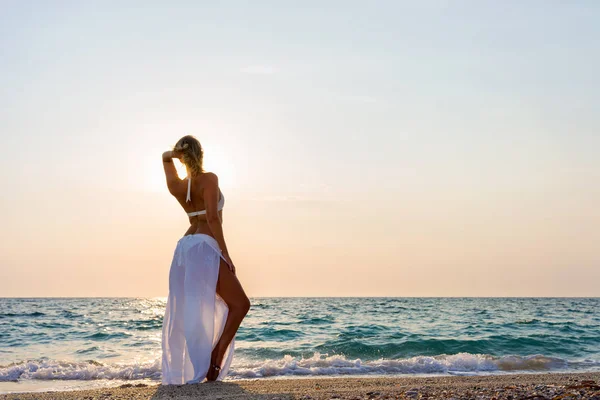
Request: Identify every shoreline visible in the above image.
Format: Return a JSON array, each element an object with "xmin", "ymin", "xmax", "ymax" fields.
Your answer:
[{"xmin": 1, "ymin": 372, "xmax": 599, "ymax": 399}]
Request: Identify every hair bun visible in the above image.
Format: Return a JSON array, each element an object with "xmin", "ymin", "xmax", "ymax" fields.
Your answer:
[{"xmin": 173, "ymin": 142, "xmax": 190, "ymax": 152}]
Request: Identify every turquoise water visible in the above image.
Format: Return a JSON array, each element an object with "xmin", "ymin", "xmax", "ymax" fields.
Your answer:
[{"xmin": 1, "ymin": 297, "xmax": 599, "ymax": 392}]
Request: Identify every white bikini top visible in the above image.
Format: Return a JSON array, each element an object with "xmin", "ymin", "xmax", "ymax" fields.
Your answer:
[{"xmin": 186, "ymin": 176, "xmax": 225, "ymax": 217}]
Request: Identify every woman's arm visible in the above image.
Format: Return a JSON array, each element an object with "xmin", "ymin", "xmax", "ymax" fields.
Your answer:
[
  {"xmin": 162, "ymin": 150, "xmax": 182, "ymax": 194},
  {"xmin": 204, "ymin": 173, "xmax": 235, "ymax": 273}
]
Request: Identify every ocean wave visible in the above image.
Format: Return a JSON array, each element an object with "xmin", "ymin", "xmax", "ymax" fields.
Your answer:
[
  {"xmin": 238, "ymin": 327, "xmax": 305, "ymax": 342},
  {"xmin": 515, "ymin": 318, "xmax": 541, "ymax": 324},
  {"xmin": 84, "ymin": 332, "xmax": 132, "ymax": 341},
  {"xmin": 2, "ymin": 353, "xmax": 598, "ymax": 382},
  {"xmin": 75, "ymin": 346, "xmax": 100, "ymax": 354},
  {"xmin": 0, "ymin": 359, "xmax": 161, "ymax": 382},
  {"xmin": 0, "ymin": 312, "xmax": 46, "ymax": 319},
  {"xmin": 250, "ymin": 303, "xmax": 270, "ymax": 310},
  {"xmin": 122, "ymin": 318, "xmax": 163, "ymax": 331},
  {"xmin": 60, "ymin": 310, "xmax": 82, "ymax": 319},
  {"xmin": 310, "ymin": 334, "xmax": 589, "ymax": 359},
  {"xmin": 35, "ymin": 322, "xmax": 73, "ymax": 329},
  {"xmin": 230, "ymin": 353, "xmax": 598, "ymax": 379}
]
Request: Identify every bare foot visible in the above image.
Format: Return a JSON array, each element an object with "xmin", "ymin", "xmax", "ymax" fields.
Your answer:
[
  {"xmin": 205, "ymin": 363, "xmax": 221, "ymax": 382},
  {"xmin": 206, "ymin": 345, "xmax": 226, "ymax": 382}
]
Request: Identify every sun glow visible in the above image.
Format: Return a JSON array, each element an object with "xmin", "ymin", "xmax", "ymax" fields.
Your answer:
[{"xmin": 202, "ymin": 147, "xmax": 236, "ymax": 189}]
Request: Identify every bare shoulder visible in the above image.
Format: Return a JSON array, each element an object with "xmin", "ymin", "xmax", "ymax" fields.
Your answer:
[{"xmin": 203, "ymin": 172, "xmax": 219, "ymax": 185}]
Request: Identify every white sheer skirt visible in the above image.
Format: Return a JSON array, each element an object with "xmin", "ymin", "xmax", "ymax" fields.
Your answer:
[{"xmin": 161, "ymin": 233, "xmax": 235, "ymax": 384}]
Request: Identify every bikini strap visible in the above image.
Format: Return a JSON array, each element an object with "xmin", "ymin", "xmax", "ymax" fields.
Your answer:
[{"xmin": 186, "ymin": 174, "xmax": 192, "ymax": 203}]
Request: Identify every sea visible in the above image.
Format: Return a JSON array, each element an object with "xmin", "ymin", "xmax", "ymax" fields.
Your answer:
[{"xmin": 1, "ymin": 297, "xmax": 599, "ymax": 393}]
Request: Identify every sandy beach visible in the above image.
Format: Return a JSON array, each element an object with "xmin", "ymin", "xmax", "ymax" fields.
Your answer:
[{"xmin": 2, "ymin": 372, "xmax": 600, "ymax": 400}]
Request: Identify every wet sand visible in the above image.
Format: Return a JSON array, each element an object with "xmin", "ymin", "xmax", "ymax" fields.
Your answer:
[{"xmin": 2, "ymin": 372, "xmax": 600, "ymax": 399}]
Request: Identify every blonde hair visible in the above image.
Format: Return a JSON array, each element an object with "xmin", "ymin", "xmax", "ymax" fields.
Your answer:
[{"xmin": 174, "ymin": 135, "xmax": 204, "ymax": 177}]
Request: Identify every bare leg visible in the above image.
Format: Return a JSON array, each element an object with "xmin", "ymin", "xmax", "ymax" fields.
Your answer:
[{"xmin": 206, "ymin": 258, "xmax": 250, "ymax": 381}]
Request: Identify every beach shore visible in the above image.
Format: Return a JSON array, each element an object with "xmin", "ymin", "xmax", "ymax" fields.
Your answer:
[{"xmin": 2, "ymin": 372, "xmax": 600, "ymax": 400}]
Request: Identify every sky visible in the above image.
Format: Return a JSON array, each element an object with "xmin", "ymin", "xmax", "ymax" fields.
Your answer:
[{"xmin": 0, "ymin": 1, "xmax": 599, "ymax": 297}]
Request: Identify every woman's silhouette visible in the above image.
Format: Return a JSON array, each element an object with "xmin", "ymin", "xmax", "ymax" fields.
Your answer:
[{"xmin": 160, "ymin": 135, "xmax": 250, "ymax": 383}]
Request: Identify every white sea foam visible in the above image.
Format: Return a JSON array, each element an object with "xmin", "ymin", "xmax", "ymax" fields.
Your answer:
[
  {"xmin": 228, "ymin": 352, "xmax": 576, "ymax": 378},
  {"xmin": 1, "ymin": 353, "xmax": 597, "ymax": 382},
  {"xmin": 0, "ymin": 359, "xmax": 161, "ymax": 382}
]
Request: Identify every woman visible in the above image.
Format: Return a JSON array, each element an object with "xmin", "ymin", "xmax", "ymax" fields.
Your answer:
[{"xmin": 160, "ymin": 135, "xmax": 250, "ymax": 384}]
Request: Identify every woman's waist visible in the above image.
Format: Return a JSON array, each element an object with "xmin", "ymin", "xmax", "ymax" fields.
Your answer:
[
  {"xmin": 178, "ymin": 231, "xmax": 220, "ymax": 249},
  {"xmin": 187, "ymin": 210, "xmax": 222, "ymax": 225}
]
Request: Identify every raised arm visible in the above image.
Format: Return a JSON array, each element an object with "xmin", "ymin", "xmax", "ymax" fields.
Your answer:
[
  {"xmin": 204, "ymin": 173, "xmax": 235, "ymax": 274},
  {"xmin": 162, "ymin": 150, "xmax": 182, "ymax": 195}
]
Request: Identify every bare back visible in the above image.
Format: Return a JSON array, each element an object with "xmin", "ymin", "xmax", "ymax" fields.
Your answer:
[{"xmin": 168, "ymin": 172, "xmax": 224, "ymax": 236}]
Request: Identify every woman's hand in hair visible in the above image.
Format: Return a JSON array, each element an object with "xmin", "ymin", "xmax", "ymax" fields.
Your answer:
[{"xmin": 170, "ymin": 149, "xmax": 183, "ymax": 160}]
